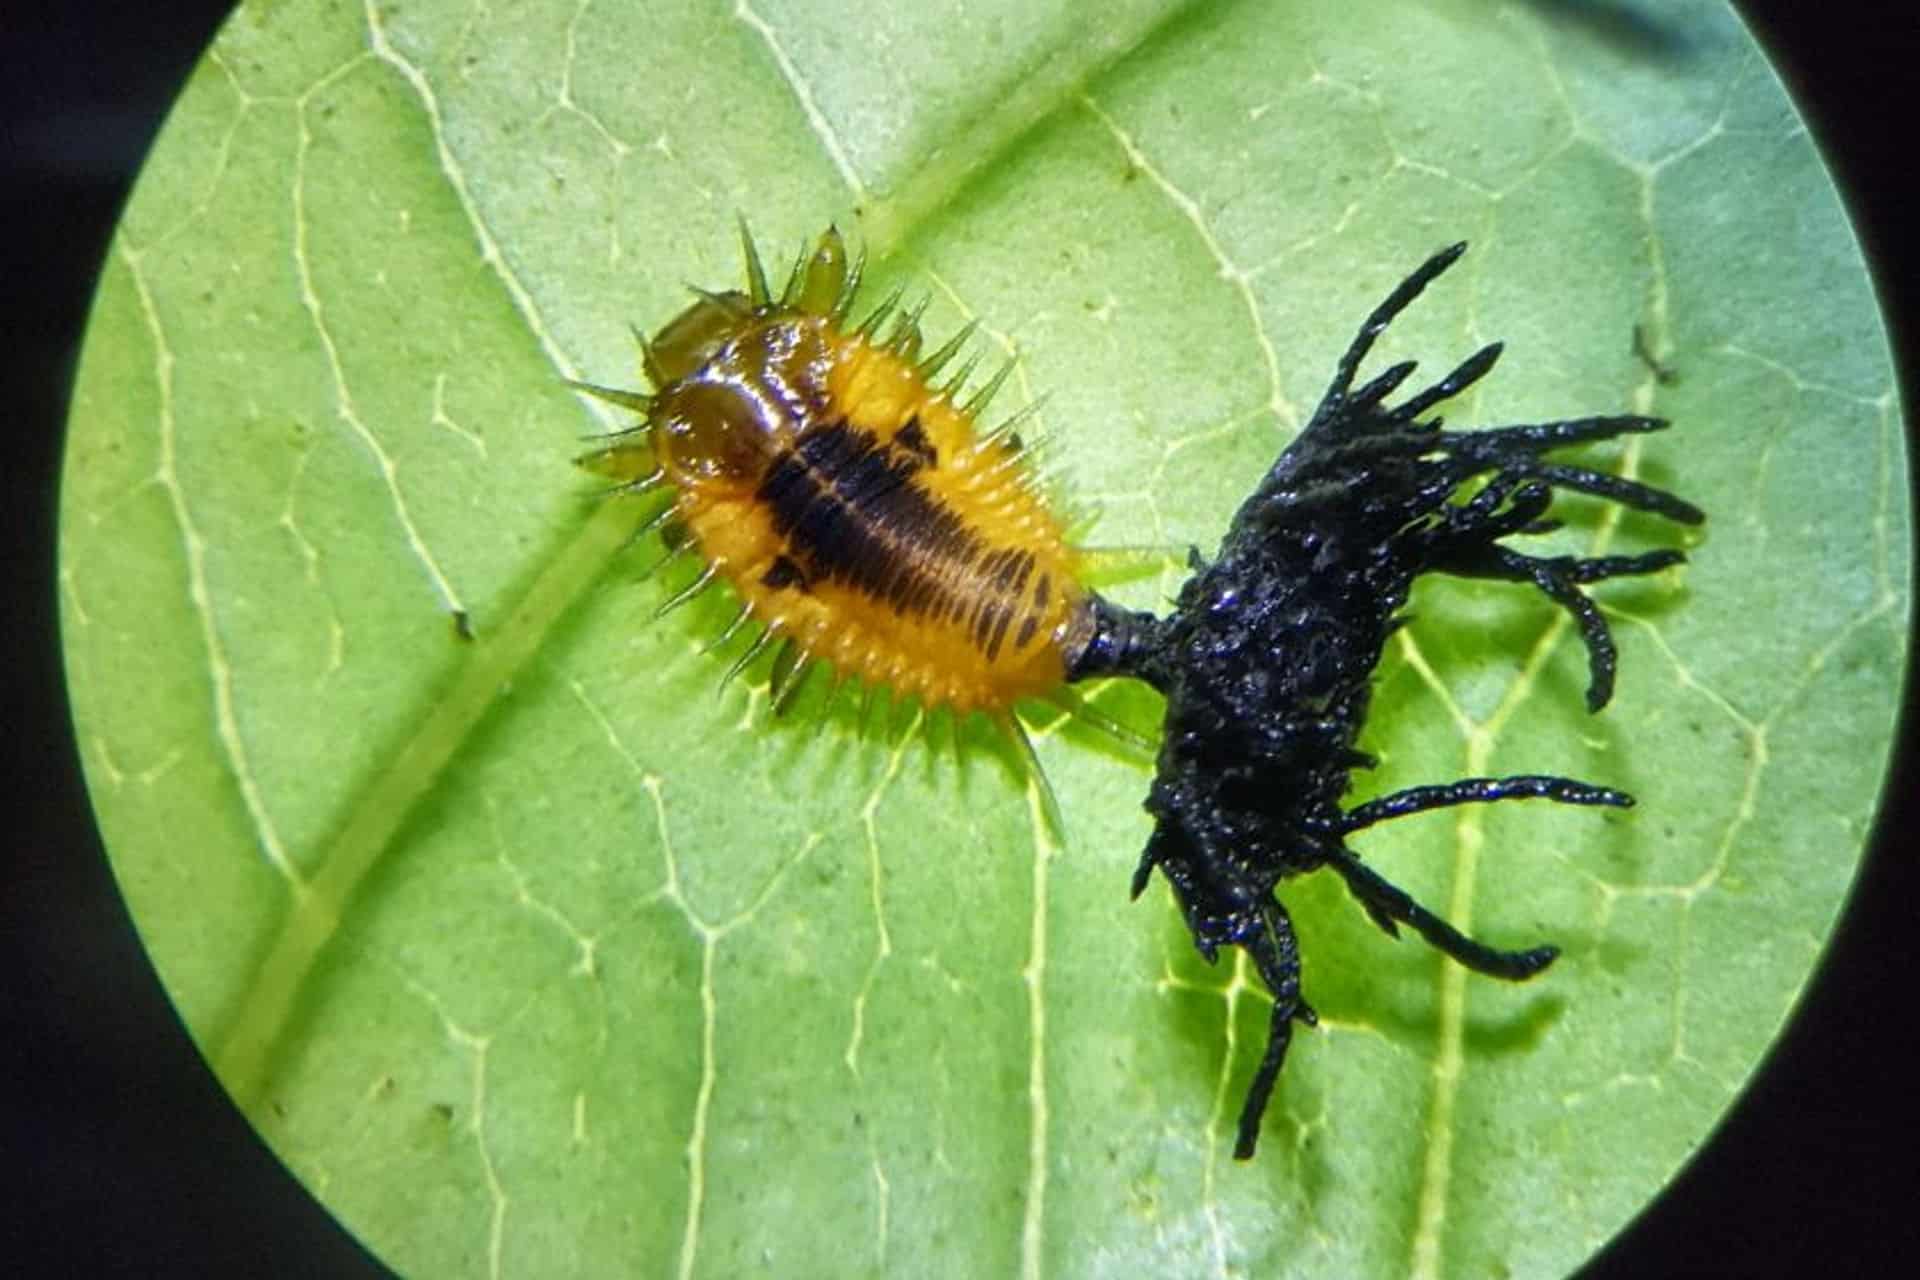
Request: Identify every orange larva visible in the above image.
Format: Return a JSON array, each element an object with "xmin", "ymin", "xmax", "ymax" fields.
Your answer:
[{"xmin": 571, "ymin": 223, "xmax": 1098, "ymax": 733}]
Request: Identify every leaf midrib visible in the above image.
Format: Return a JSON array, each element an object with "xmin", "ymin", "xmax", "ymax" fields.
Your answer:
[
  {"xmin": 210, "ymin": 494, "xmax": 646, "ymax": 1104},
  {"xmin": 204, "ymin": 0, "xmax": 1188, "ymax": 1113}
]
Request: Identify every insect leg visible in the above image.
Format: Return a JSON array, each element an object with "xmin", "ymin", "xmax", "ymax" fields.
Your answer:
[
  {"xmin": 1324, "ymin": 847, "xmax": 1558, "ymax": 980},
  {"xmin": 1314, "ymin": 242, "xmax": 1468, "ymax": 419},
  {"xmin": 1433, "ymin": 412, "xmax": 1704, "ymax": 525},
  {"xmin": 1433, "ymin": 541, "xmax": 1685, "ymax": 709},
  {"xmin": 1234, "ymin": 897, "xmax": 1319, "ymax": 1161},
  {"xmin": 1466, "ymin": 457, "xmax": 1705, "ymax": 524},
  {"xmin": 1443, "ymin": 412, "xmax": 1669, "ymax": 453},
  {"xmin": 1430, "ymin": 476, "xmax": 1556, "ymax": 544},
  {"xmin": 1338, "ymin": 774, "xmax": 1631, "ymax": 835},
  {"xmin": 1385, "ymin": 340, "xmax": 1503, "ymax": 425},
  {"xmin": 1346, "ymin": 358, "xmax": 1419, "ymax": 411}
]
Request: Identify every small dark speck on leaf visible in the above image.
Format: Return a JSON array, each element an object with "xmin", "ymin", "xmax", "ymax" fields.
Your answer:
[{"xmin": 1633, "ymin": 323, "xmax": 1680, "ymax": 385}]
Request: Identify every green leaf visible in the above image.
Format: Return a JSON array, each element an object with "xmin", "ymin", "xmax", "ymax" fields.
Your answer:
[{"xmin": 61, "ymin": 0, "xmax": 1906, "ymax": 1275}]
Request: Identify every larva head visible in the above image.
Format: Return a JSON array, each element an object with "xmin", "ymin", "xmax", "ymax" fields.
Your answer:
[
  {"xmin": 645, "ymin": 290, "xmax": 754, "ymax": 386},
  {"xmin": 647, "ymin": 373, "xmax": 789, "ymax": 492},
  {"xmin": 576, "ymin": 226, "xmax": 852, "ymax": 494}
]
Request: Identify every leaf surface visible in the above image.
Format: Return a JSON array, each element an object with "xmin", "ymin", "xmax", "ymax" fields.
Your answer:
[{"xmin": 61, "ymin": 1, "xmax": 1907, "ymax": 1275}]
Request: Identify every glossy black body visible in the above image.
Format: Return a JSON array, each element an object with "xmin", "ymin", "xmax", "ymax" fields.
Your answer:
[{"xmin": 1069, "ymin": 244, "xmax": 1704, "ymax": 1159}]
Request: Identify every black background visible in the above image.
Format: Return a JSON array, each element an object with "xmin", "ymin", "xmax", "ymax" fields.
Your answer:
[{"xmin": 5, "ymin": 3, "xmax": 1914, "ymax": 1275}]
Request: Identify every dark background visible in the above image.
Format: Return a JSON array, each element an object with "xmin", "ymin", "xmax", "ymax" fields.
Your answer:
[{"xmin": 5, "ymin": 3, "xmax": 1913, "ymax": 1275}]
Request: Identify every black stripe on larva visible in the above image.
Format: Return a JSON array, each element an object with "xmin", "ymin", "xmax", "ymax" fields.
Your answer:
[
  {"xmin": 974, "ymin": 549, "xmax": 1033, "ymax": 660},
  {"xmin": 973, "ymin": 599, "xmax": 1005, "ymax": 660},
  {"xmin": 758, "ymin": 421, "xmax": 982, "ymax": 623},
  {"xmin": 987, "ymin": 603, "xmax": 1013, "ymax": 661},
  {"xmin": 894, "ymin": 417, "xmax": 938, "ymax": 468},
  {"xmin": 969, "ymin": 551, "xmax": 1014, "ymax": 652},
  {"xmin": 761, "ymin": 555, "xmax": 808, "ymax": 591},
  {"xmin": 1006, "ymin": 549, "xmax": 1035, "ymax": 597}
]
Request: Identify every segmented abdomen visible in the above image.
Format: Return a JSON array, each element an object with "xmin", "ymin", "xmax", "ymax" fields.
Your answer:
[{"xmin": 680, "ymin": 327, "xmax": 1081, "ymax": 713}]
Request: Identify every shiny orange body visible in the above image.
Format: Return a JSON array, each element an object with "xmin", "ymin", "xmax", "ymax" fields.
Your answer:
[{"xmin": 576, "ymin": 227, "xmax": 1085, "ymax": 716}]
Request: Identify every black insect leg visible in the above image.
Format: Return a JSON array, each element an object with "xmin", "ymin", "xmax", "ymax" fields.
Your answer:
[
  {"xmin": 1461, "ymin": 455, "xmax": 1705, "ymax": 524},
  {"xmin": 1382, "ymin": 341, "xmax": 1504, "ymax": 426},
  {"xmin": 1445, "ymin": 413, "xmax": 1670, "ymax": 452},
  {"xmin": 1234, "ymin": 897, "xmax": 1319, "ymax": 1161},
  {"xmin": 1442, "ymin": 475, "xmax": 1555, "ymax": 540},
  {"xmin": 1331, "ymin": 775, "xmax": 1626, "ymax": 935},
  {"xmin": 1325, "ymin": 847, "xmax": 1558, "ymax": 980},
  {"xmin": 1338, "ymin": 775, "xmax": 1631, "ymax": 835},
  {"xmin": 1313, "ymin": 339, "xmax": 1505, "ymax": 445},
  {"xmin": 1316, "ymin": 242, "xmax": 1469, "ymax": 416},
  {"xmin": 1432, "ymin": 541, "xmax": 1685, "ymax": 710},
  {"xmin": 1442, "ymin": 417, "xmax": 1708, "ymax": 526}
]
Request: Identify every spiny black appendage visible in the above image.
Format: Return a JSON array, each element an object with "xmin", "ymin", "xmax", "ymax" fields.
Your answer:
[
  {"xmin": 1078, "ymin": 243, "xmax": 1703, "ymax": 1160},
  {"xmin": 1320, "ymin": 241, "xmax": 1468, "ymax": 405}
]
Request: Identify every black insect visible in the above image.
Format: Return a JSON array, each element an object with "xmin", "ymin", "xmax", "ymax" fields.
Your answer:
[{"xmin": 1066, "ymin": 243, "xmax": 1704, "ymax": 1159}]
